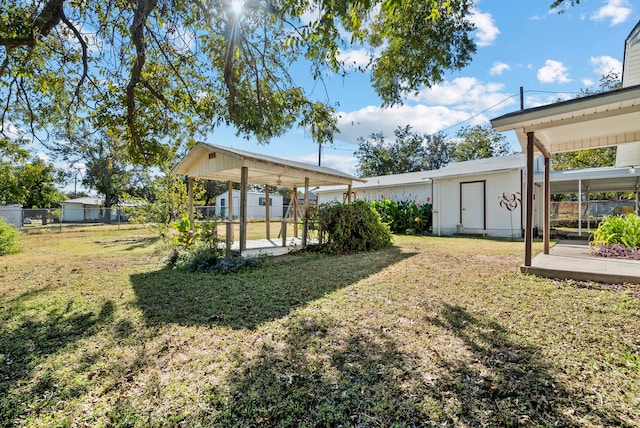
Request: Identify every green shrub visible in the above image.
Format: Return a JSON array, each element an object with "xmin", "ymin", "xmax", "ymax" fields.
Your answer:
[
  {"xmin": 370, "ymin": 199, "xmax": 432, "ymax": 235},
  {"xmin": 0, "ymin": 217, "xmax": 20, "ymax": 255},
  {"xmin": 313, "ymin": 200, "xmax": 393, "ymax": 254},
  {"xmin": 591, "ymin": 214, "xmax": 640, "ymax": 249}
]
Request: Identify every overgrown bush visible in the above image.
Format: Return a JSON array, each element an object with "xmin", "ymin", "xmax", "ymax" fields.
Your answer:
[
  {"xmin": 591, "ymin": 214, "xmax": 640, "ymax": 249},
  {"xmin": 370, "ymin": 199, "xmax": 432, "ymax": 235},
  {"xmin": 0, "ymin": 217, "xmax": 20, "ymax": 256},
  {"xmin": 312, "ymin": 200, "xmax": 392, "ymax": 254}
]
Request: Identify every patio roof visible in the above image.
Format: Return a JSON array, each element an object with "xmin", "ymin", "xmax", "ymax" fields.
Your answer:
[
  {"xmin": 172, "ymin": 142, "xmax": 362, "ymax": 187},
  {"xmin": 539, "ymin": 167, "xmax": 640, "ymax": 194},
  {"xmin": 491, "ymin": 84, "xmax": 640, "ymax": 154}
]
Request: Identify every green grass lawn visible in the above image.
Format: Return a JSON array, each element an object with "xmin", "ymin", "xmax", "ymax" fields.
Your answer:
[{"xmin": 1, "ymin": 226, "xmax": 639, "ymax": 427}]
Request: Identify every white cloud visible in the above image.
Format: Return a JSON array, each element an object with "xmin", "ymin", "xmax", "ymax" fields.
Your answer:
[
  {"xmin": 469, "ymin": 9, "xmax": 500, "ymax": 47},
  {"xmin": 331, "ymin": 77, "xmax": 516, "ymax": 145},
  {"xmin": 590, "ymin": 0, "xmax": 632, "ymax": 26},
  {"xmin": 589, "ymin": 55, "xmax": 623, "ymax": 76},
  {"xmin": 338, "ymin": 49, "xmax": 376, "ymax": 69},
  {"xmin": 411, "ymin": 77, "xmax": 513, "ymax": 112},
  {"xmin": 296, "ymin": 152, "xmax": 358, "ymax": 175},
  {"xmin": 582, "ymin": 78, "xmax": 595, "ymax": 87},
  {"xmin": 490, "ymin": 62, "xmax": 510, "ymax": 76},
  {"xmin": 537, "ymin": 59, "xmax": 572, "ymax": 84}
]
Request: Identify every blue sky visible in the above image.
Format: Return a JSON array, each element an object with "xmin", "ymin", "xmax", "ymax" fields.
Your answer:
[{"xmin": 203, "ymin": 0, "xmax": 638, "ymax": 177}]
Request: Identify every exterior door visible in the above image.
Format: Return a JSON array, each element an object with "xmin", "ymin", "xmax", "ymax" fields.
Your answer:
[{"xmin": 461, "ymin": 181, "xmax": 485, "ymax": 230}]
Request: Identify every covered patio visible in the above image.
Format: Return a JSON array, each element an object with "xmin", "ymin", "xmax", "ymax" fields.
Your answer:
[
  {"xmin": 491, "ymin": 84, "xmax": 640, "ymax": 283},
  {"xmin": 172, "ymin": 143, "xmax": 362, "ymax": 256}
]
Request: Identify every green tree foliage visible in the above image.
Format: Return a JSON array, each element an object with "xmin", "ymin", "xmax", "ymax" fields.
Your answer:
[
  {"xmin": 0, "ymin": 216, "xmax": 20, "ymax": 255},
  {"xmin": 1, "ymin": 137, "xmax": 64, "ymax": 206},
  {"xmin": 127, "ymin": 165, "xmax": 193, "ymax": 236},
  {"xmin": 355, "ymin": 126, "xmax": 453, "ymax": 177},
  {"xmin": 53, "ymin": 128, "xmax": 148, "ymax": 221},
  {"xmin": 452, "ymin": 124, "xmax": 511, "ymax": 162},
  {"xmin": 552, "ymin": 147, "xmax": 617, "ymax": 171},
  {"xmin": 312, "ymin": 200, "xmax": 392, "ymax": 254},
  {"xmin": 0, "ymin": 0, "xmax": 480, "ymax": 164}
]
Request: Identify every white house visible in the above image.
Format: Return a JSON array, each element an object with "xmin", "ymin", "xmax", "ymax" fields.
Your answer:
[
  {"xmin": 215, "ymin": 189, "xmax": 283, "ymax": 220},
  {"xmin": 0, "ymin": 204, "xmax": 23, "ymax": 228},
  {"xmin": 315, "ymin": 154, "xmax": 533, "ymax": 238}
]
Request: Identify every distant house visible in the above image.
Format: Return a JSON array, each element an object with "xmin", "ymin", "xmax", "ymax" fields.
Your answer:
[
  {"xmin": 61, "ymin": 197, "xmax": 103, "ymax": 222},
  {"xmin": 61, "ymin": 197, "xmax": 132, "ymax": 223},
  {"xmin": 215, "ymin": 190, "xmax": 283, "ymax": 220},
  {"xmin": 0, "ymin": 204, "xmax": 22, "ymax": 228}
]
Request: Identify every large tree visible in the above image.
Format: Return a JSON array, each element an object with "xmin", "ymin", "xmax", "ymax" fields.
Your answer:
[
  {"xmin": 355, "ymin": 125, "xmax": 453, "ymax": 177},
  {"xmin": 56, "ymin": 129, "xmax": 142, "ymax": 222},
  {"xmin": 0, "ymin": 137, "xmax": 64, "ymax": 207},
  {"xmin": 1, "ymin": 0, "xmax": 480, "ymax": 164},
  {"xmin": 452, "ymin": 124, "xmax": 511, "ymax": 162}
]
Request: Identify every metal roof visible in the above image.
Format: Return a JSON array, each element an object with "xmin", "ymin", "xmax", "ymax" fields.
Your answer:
[
  {"xmin": 172, "ymin": 142, "xmax": 363, "ymax": 187},
  {"xmin": 62, "ymin": 197, "xmax": 103, "ymax": 206},
  {"xmin": 491, "ymin": 84, "xmax": 640, "ymax": 154},
  {"xmin": 426, "ymin": 153, "xmax": 526, "ymax": 179},
  {"xmin": 537, "ymin": 166, "xmax": 640, "ymax": 194},
  {"xmin": 314, "ymin": 170, "xmax": 430, "ymax": 193}
]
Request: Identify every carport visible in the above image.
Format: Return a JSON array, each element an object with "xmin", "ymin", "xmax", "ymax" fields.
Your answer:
[
  {"xmin": 172, "ymin": 142, "xmax": 362, "ymax": 254},
  {"xmin": 491, "ymin": 84, "xmax": 640, "ymax": 268}
]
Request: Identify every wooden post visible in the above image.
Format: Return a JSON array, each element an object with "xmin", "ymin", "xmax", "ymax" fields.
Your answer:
[
  {"xmin": 240, "ymin": 166, "xmax": 248, "ymax": 252},
  {"xmin": 188, "ymin": 177, "xmax": 195, "ymax": 231},
  {"xmin": 302, "ymin": 177, "xmax": 309, "ymax": 248},
  {"xmin": 281, "ymin": 220, "xmax": 287, "ymax": 247},
  {"xmin": 544, "ymin": 154, "xmax": 550, "ymax": 255},
  {"xmin": 347, "ymin": 184, "xmax": 352, "ymax": 203},
  {"xmin": 265, "ymin": 185, "xmax": 270, "ymax": 239},
  {"xmin": 525, "ymin": 132, "xmax": 534, "ymax": 267},
  {"xmin": 227, "ymin": 180, "xmax": 234, "ymax": 241},
  {"xmin": 293, "ymin": 186, "xmax": 298, "ymax": 238}
]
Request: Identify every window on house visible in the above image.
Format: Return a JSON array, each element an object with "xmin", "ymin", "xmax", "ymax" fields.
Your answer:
[{"xmin": 259, "ymin": 197, "xmax": 273, "ymax": 206}]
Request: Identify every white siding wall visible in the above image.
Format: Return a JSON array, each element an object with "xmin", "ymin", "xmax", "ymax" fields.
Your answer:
[
  {"xmin": 0, "ymin": 204, "xmax": 22, "ymax": 228},
  {"xmin": 62, "ymin": 203, "xmax": 85, "ymax": 222},
  {"xmin": 317, "ymin": 183, "xmax": 432, "ymax": 205},
  {"xmin": 433, "ymin": 169, "xmax": 523, "ymax": 238},
  {"xmin": 623, "ymin": 24, "xmax": 640, "ymax": 87}
]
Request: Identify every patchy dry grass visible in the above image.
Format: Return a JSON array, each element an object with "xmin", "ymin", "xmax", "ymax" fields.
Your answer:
[{"xmin": 1, "ymin": 228, "xmax": 639, "ymax": 427}]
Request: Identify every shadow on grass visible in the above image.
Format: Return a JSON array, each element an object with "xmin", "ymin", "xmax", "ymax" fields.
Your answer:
[
  {"xmin": 204, "ymin": 304, "xmax": 629, "ymax": 427},
  {"xmin": 130, "ymin": 247, "xmax": 414, "ymax": 330},
  {"xmin": 0, "ymin": 300, "xmax": 114, "ymax": 423}
]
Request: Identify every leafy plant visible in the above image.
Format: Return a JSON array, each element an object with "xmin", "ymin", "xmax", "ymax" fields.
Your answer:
[
  {"xmin": 591, "ymin": 214, "xmax": 640, "ymax": 249},
  {"xmin": 173, "ymin": 215, "xmax": 199, "ymax": 250},
  {"xmin": 312, "ymin": 200, "xmax": 392, "ymax": 254},
  {"xmin": 370, "ymin": 199, "xmax": 432, "ymax": 235},
  {"xmin": 0, "ymin": 217, "xmax": 20, "ymax": 255}
]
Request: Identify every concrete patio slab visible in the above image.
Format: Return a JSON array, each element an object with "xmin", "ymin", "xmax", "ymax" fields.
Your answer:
[
  {"xmin": 522, "ymin": 240, "xmax": 640, "ymax": 284},
  {"xmin": 231, "ymin": 237, "xmax": 318, "ymax": 257}
]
